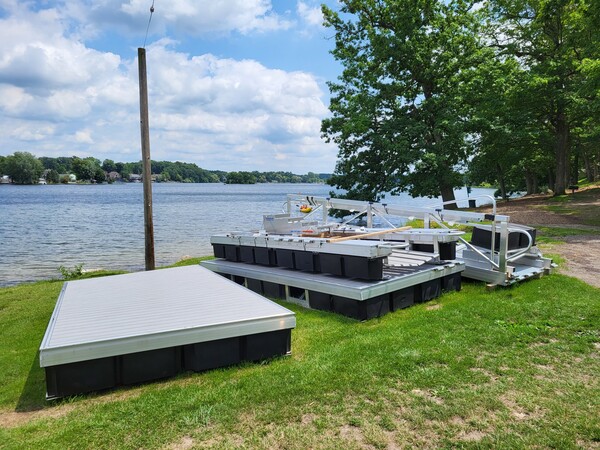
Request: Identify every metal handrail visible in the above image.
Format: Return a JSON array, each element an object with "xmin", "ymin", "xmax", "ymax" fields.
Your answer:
[
  {"xmin": 424, "ymin": 194, "xmax": 498, "ymax": 215},
  {"xmin": 506, "ymin": 229, "xmax": 533, "ymax": 263},
  {"xmin": 287, "ymin": 192, "xmax": 509, "ymax": 273}
]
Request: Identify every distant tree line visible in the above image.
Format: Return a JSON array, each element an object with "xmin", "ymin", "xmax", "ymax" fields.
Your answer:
[
  {"xmin": 225, "ymin": 171, "xmax": 328, "ymax": 184},
  {"xmin": 0, "ymin": 153, "xmax": 330, "ymax": 185}
]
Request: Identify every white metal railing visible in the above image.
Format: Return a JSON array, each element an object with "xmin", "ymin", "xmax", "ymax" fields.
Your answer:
[
  {"xmin": 506, "ymin": 228, "xmax": 533, "ymax": 263},
  {"xmin": 284, "ymin": 194, "xmax": 523, "ymax": 276},
  {"xmin": 423, "ymin": 195, "xmax": 498, "ymax": 215}
]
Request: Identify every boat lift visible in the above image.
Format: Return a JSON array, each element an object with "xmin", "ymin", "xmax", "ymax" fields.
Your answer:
[{"xmin": 285, "ymin": 194, "xmax": 554, "ymax": 286}]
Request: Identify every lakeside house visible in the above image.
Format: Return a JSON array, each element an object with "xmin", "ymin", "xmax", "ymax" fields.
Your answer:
[
  {"xmin": 0, "ymin": 175, "xmax": 11, "ymax": 184},
  {"xmin": 59, "ymin": 174, "xmax": 77, "ymax": 183},
  {"xmin": 129, "ymin": 174, "xmax": 142, "ymax": 182}
]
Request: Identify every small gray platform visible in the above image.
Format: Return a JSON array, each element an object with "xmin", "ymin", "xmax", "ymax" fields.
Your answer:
[
  {"xmin": 201, "ymin": 259, "xmax": 463, "ymax": 301},
  {"xmin": 40, "ymin": 265, "xmax": 295, "ymax": 399},
  {"xmin": 201, "ymin": 258, "xmax": 464, "ymax": 321}
]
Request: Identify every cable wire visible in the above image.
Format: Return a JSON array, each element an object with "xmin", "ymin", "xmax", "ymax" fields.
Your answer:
[{"xmin": 143, "ymin": 0, "xmax": 155, "ymax": 48}]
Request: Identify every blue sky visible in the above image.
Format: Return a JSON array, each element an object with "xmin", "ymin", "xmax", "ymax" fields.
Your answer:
[{"xmin": 0, "ymin": 0, "xmax": 342, "ymax": 174}]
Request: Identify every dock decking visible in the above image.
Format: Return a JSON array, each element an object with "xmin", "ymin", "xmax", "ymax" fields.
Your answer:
[
  {"xmin": 201, "ymin": 255, "xmax": 464, "ymax": 321},
  {"xmin": 40, "ymin": 265, "xmax": 296, "ymax": 399}
]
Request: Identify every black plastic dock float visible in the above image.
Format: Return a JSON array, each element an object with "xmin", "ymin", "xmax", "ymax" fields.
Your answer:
[
  {"xmin": 39, "ymin": 266, "xmax": 296, "ymax": 399},
  {"xmin": 213, "ymin": 244, "xmax": 388, "ymax": 281},
  {"xmin": 202, "ymin": 258, "xmax": 464, "ymax": 321}
]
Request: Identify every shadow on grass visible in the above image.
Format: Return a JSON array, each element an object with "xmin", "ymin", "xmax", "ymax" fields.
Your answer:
[{"xmin": 16, "ymin": 350, "xmax": 47, "ymax": 412}]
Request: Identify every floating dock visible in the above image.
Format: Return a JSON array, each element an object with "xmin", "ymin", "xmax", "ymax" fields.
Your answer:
[
  {"xmin": 211, "ymin": 232, "xmax": 399, "ymax": 280},
  {"xmin": 202, "ymin": 254, "xmax": 464, "ymax": 321},
  {"xmin": 39, "ymin": 265, "xmax": 296, "ymax": 399}
]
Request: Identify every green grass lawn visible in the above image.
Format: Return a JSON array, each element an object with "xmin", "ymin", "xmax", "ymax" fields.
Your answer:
[
  {"xmin": 1, "ymin": 267, "xmax": 599, "ymax": 448},
  {"xmin": 535, "ymin": 226, "xmax": 600, "ymax": 245},
  {"xmin": 543, "ymin": 187, "xmax": 600, "ymax": 226}
]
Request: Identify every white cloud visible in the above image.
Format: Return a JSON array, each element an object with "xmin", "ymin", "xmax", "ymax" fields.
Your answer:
[
  {"xmin": 57, "ymin": 0, "xmax": 292, "ymax": 38},
  {"xmin": 297, "ymin": 1, "xmax": 323, "ymax": 27},
  {"xmin": 146, "ymin": 42, "xmax": 325, "ymax": 117},
  {"xmin": 0, "ymin": 85, "xmax": 33, "ymax": 115},
  {"xmin": 0, "ymin": 3, "xmax": 337, "ymax": 173},
  {"xmin": 74, "ymin": 129, "xmax": 94, "ymax": 144},
  {"xmin": 9, "ymin": 124, "xmax": 56, "ymax": 142},
  {"xmin": 0, "ymin": 7, "xmax": 121, "ymax": 90},
  {"xmin": 140, "ymin": 43, "xmax": 332, "ymax": 170}
]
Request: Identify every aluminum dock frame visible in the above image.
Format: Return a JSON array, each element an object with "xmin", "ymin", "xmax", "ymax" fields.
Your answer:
[
  {"xmin": 201, "ymin": 256, "xmax": 464, "ymax": 321},
  {"xmin": 284, "ymin": 194, "xmax": 554, "ymax": 286}
]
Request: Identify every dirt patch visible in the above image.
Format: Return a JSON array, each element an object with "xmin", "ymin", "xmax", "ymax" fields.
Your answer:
[
  {"xmin": 528, "ymin": 339, "xmax": 559, "ymax": 348},
  {"xmin": 459, "ymin": 430, "xmax": 487, "ymax": 442},
  {"xmin": 481, "ymin": 186, "xmax": 600, "ymax": 225},
  {"xmin": 450, "ymin": 416, "xmax": 466, "ymax": 426},
  {"xmin": 551, "ymin": 236, "xmax": 600, "ymax": 288},
  {"xmin": 165, "ymin": 436, "xmax": 195, "ymax": 450},
  {"xmin": 339, "ymin": 424, "xmax": 368, "ymax": 443},
  {"xmin": 411, "ymin": 389, "xmax": 444, "ymax": 405},
  {"xmin": 481, "ymin": 191, "xmax": 600, "ymax": 227},
  {"xmin": 0, "ymin": 407, "xmax": 72, "ymax": 428},
  {"xmin": 301, "ymin": 413, "xmax": 317, "ymax": 425},
  {"xmin": 577, "ymin": 439, "xmax": 600, "ymax": 449},
  {"xmin": 0, "ymin": 386, "xmax": 143, "ymax": 429},
  {"xmin": 486, "ymin": 202, "xmax": 580, "ymax": 226},
  {"xmin": 499, "ymin": 392, "xmax": 544, "ymax": 422}
]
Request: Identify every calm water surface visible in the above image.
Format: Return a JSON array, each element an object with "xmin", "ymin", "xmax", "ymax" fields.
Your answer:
[{"xmin": 0, "ymin": 183, "xmax": 495, "ymax": 286}]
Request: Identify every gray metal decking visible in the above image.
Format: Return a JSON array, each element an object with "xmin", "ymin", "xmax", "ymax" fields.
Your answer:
[
  {"xmin": 40, "ymin": 265, "xmax": 295, "ymax": 398},
  {"xmin": 201, "ymin": 258, "xmax": 464, "ymax": 301}
]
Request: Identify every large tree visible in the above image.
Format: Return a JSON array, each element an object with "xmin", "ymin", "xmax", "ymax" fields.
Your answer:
[
  {"xmin": 4, "ymin": 152, "xmax": 44, "ymax": 184},
  {"xmin": 466, "ymin": 55, "xmax": 555, "ymax": 196},
  {"xmin": 102, "ymin": 159, "xmax": 117, "ymax": 173},
  {"xmin": 321, "ymin": 0, "xmax": 484, "ymax": 207},
  {"xmin": 485, "ymin": 0, "xmax": 600, "ymax": 194},
  {"xmin": 72, "ymin": 157, "xmax": 101, "ymax": 182}
]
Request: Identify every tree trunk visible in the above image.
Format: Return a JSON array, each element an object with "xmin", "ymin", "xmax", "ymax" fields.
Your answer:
[
  {"xmin": 440, "ymin": 183, "xmax": 457, "ymax": 210},
  {"xmin": 532, "ymin": 174, "xmax": 538, "ymax": 194},
  {"xmin": 582, "ymin": 149, "xmax": 595, "ymax": 182},
  {"xmin": 572, "ymin": 147, "xmax": 579, "ymax": 185},
  {"xmin": 497, "ymin": 163, "xmax": 508, "ymax": 200},
  {"xmin": 524, "ymin": 169, "xmax": 534, "ymax": 195},
  {"xmin": 548, "ymin": 168, "xmax": 555, "ymax": 193},
  {"xmin": 553, "ymin": 109, "xmax": 570, "ymax": 195}
]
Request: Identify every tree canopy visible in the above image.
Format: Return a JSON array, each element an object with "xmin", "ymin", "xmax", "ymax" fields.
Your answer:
[
  {"xmin": 322, "ymin": 0, "xmax": 600, "ymax": 201},
  {"xmin": 482, "ymin": 0, "xmax": 600, "ymax": 195},
  {"xmin": 4, "ymin": 152, "xmax": 44, "ymax": 184},
  {"xmin": 322, "ymin": 0, "xmax": 485, "ymax": 207}
]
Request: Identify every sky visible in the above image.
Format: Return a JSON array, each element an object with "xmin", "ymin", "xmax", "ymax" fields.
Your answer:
[{"xmin": 0, "ymin": 0, "xmax": 343, "ymax": 174}]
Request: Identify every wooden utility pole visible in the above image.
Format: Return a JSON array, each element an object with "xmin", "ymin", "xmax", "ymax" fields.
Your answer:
[{"xmin": 137, "ymin": 47, "xmax": 155, "ymax": 270}]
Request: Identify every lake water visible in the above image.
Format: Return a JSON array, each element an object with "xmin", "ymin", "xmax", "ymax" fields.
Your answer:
[{"xmin": 0, "ymin": 183, "xmax": 496, "ymax": 286}]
